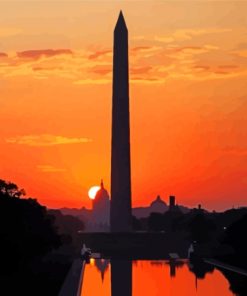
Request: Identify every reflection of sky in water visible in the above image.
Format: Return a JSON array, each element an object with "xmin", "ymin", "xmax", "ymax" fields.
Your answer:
[{"xmin": 81, "ymin": 259, "xmax": 235, "ymax": 296}]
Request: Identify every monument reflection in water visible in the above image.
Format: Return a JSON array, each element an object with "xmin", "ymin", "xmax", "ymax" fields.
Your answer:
[{"xmin": 81, "ymin": 259, "xmax": 236, "ymax": 296}]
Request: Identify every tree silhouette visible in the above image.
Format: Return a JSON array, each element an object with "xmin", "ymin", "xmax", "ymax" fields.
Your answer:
[
  {"xmin": 186, "ymin": 213, "xmax": 216, "ymax": 243},
  {"xmin": 0, "ymin": 179, "xmax": 25, "ymax": 198},
  {"xmin": 223, "ymin": 213, "xmax": 247, "ymax": 253},
  {"xmin": 0, "ymin": 180, "xmax": 61, "ymax": 273},
  {"xmin": 0, "ymin": 179, "xmax": 73, "ymax": 295},
  {"xmin": 221, "ymin": 214, "xmax": 247, "ymax": 268},
  {"xmin": 132, "ymin": 215, "xmax": 142, "ymax": 231},
  {"xmin": 48, "ymin": 209, "xmax": 85, "ymax": 244},
  {"xmin": 148, "ymin": 212, "xmax": 164, "ymax": 231}
]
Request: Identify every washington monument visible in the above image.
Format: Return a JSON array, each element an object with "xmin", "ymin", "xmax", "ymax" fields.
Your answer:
[{"xmin": 110, "ymin": 11, "xmax": 132, "ymax": 232}]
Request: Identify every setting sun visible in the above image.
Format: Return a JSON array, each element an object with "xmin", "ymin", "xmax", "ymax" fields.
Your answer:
[{"xmin": 88, "ymin": 186, "xmax": 100, "ymax": 200}]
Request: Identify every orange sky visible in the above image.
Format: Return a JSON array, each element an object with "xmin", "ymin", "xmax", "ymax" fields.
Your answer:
[{"xmin": 0, "ymin": 1, "xmax": 247, "ymax": 210}]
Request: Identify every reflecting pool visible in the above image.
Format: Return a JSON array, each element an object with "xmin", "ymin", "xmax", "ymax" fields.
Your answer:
[{"xmin": 81, "ymin": 259, "xmax": 237, "ymax": 296}]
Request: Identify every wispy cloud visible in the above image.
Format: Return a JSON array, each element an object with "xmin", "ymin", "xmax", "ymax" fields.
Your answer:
[
  {"xmin": 193, "ymin": 65, "xmax": 211, "ymax": 71},
  {"xmin": 88, "ymin": 49, "xmax": 112, "ymax": 60},
  {"xmin": 130, "ymin": 66, "xmax": 152, "ymax": 75},
  {"xmin": 89, "ymin": 65, "xmax": 112, "ymax": 75},
  {"xmin": 32, "ymin": 66, "xmax": 63, "ymax": 72},
  {"xmin": 131, "ymin": 46, "xmax": 153, "ymax": 52},
  {"xmin": 37, "ymin": 165, "xmax": 66, "ymax": 173},
  {"xmin": 170, "ymin": 28, "xmax": 232, "ymax": 42},
  {"xmin": 17, "ymin": 49, "xmax": 73, "ymax": 60},
  {"xmin": 134, "ymin": 28, "xmax": 232, "ymax": 44},
  {"xmin": 130, "ymin": 77, "xmax": 166, "ymax": 84},
  {"xmin": 5, "ymin": 134, "xmax": 92, "ymax": 146},
  {"xmin": 130, "ymin": 46, "xmax": 162, "ymax": 59},
  {"xmin": 0, "ymin": 36, "xmax": 246, "ymax": 84},
  {"xmin": 0, "ymin": 52, "xmax": 8, "ymax": 58},
  {"xmin": 74, "ymin": 79, "xmax": 111, "ymax": 85},
  {"xmin": 218, "ymin": 65, "xmax": 239, "ymax": 70}
]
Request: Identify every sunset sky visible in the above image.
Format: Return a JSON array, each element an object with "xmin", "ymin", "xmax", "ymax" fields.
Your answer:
[{"xmin": 0, "ymin": 0, "xmax": 247, "ymax": 210}]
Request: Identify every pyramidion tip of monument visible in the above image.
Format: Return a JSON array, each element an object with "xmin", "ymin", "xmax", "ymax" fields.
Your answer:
[{"xmin": 115, "ymin": 10, "xmax": 127, "ymax": 31}]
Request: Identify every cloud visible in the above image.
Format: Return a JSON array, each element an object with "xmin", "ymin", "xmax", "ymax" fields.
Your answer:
[
  {"xmin": 133, "ymin": 28, "xmax": 232, "ymax": 45},
  {"xmin": 0, "ymin": 35, "xmax": 245, "ymax": 84},
  {"xmin": 130, "ymin": 46, "xmax": 162, "ymax": 58},
  {"xmin": 130, "ymin": 77, "xmax": 166, "ymax": 84},
  {"xmin": 193, "ymin": 65, "xmax": 211, "ymax": 71},
  {"xmin": 153, "ymin": 36, "xmax": 174, "ymax": 43},
  {"xmin": 193, "ymin": 64, "xmax": 239, "ymax": 74},
  {"xmin": 167, "ymin": 46, "xmax": 203, "ymax": 53},
  {"xmin": 88, "ymin": 49, "xmax": 112, "ymax": 60},
  {"xmin": 192, "ymin": 63, "xmax": 241, "ymax": 77},
  {"xmin": 130, "ymin": 66, "xmax": 152, "ymax": 75},
  {"xmin": 164, "ymin": 45, "xmax": 216, "ymax": 59},
  {"xmin": 127, "ymin": 42, "xmax": 227, "ymax": 82},
  {"xmin": 89, "ymin": 65, "xmax": 111, "ymax": 75},
  {"xmin": 172, "ymin": 28, "xmax": 232, "ymax": 42},
  {"xmin": 37, "ymin": 165, "xmax": 66, "ymax": 173},
  {"xmin": 213, "ymin": 70, "xmax": 231, "ymax": 75},
  {"xmin": 0, "ymin": 48, "xmax": 113, "ymax": 81},
  {"xmin": 32, "ymin": 66, "xmax": 63, "ymax": 72},
  {"xmin": 17, "ymin": 49, "xmax": 73, "ymax": 60},
  {"xmin": 5, "ymin": 134, "xmax": 92, "ymax": 146},
  {"xmin": 168, "ymin": 28, "xmax": 231, "ymax": 43},
  {"xmin": 74, "ymin": 79, "xmax": 111, "ymax": 85},
  {"xmin": 218, "ymin": 65, "xmax": 239, "ymax": 70},
  {"xmin": 0, "ymin": 52, "xmax": 8, "ymax": 58},
  {"xmin": 131, "ymin": 46, "xmax": 152, "ymax": 52}
]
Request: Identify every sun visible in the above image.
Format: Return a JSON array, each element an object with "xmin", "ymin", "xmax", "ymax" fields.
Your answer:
[{"xmin": 88, "ymin": 186, "xmax": 100, "ymax": 200}]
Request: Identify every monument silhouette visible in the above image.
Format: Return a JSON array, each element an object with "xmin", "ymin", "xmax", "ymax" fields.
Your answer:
[{"xmin": 110, "ymin": 11, "xmax": 132, "ymax": 232}]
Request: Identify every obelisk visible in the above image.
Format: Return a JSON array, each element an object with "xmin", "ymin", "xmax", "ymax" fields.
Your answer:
[{"xmin": 110, "ymin": 11, "xmax": 132, "ymax": 232}]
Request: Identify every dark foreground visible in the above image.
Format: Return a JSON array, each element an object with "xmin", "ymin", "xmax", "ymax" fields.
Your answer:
[{"xmin": 77, "ymin": 231, "xmax": 190, "ymax": 259}]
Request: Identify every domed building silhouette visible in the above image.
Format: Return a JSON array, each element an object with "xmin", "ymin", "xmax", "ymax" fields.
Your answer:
[
  {"xmin": 91, "ymin": 180, "xmax": 110, "ymax": 231},
  {"xmin": 150, "ymin": 195, "xmax": 168, "ymax": 213}
]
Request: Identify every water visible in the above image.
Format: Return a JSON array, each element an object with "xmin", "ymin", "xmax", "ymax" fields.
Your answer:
[{"xmin": 81, "ymin": 259, "xmax": 236, "ymax": 296}]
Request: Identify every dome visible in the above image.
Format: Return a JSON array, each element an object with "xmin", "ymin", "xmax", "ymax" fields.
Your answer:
[
  {"xmin": 94, "ymin": 180, "xmax": 110, "ymax": 202},
  {"xmin": 150, "ymin": 195, "xmax": 167, "ymax": 207},
  {"xmin": 92, "ymin": 180, "xmax": 110, "ymax": 228}
]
